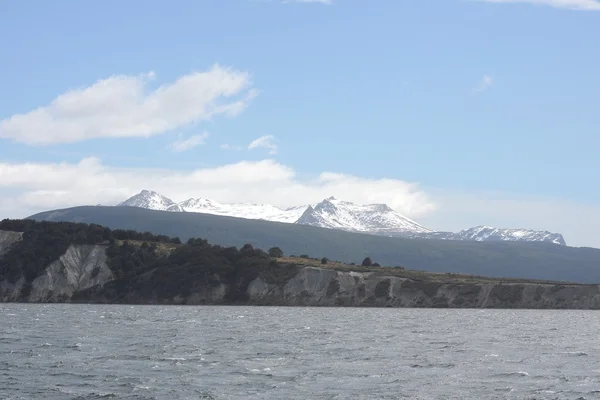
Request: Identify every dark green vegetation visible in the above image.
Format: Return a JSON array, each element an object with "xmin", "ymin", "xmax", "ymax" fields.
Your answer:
[
  {"xmin": 0, "ymin": 219, "xmax": 181, "ymax": 284},
  {"xmin": 79, "ymin": 238, "xmax": 299, "ymax": 304},
  {"xmin": 0, "ymin": 219, "xmax": 301, "ymax": 303},
  {"xmin": 29, "ymin": 206, "xmax": 600, "ymax": 283}
]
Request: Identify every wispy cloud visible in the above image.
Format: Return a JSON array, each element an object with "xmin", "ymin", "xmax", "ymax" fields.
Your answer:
[
  {"xmin": 473, "ymin": 75, "xmax": 494, "ymax": 93},
  {"xmin": 248, "ymin": 135, "xmax": 278, "ymax": 154},
  {"xmin": 473, "ymin": 0, "xmax": 600, "ymax": 11},
  {"xmin": 0, "ymin": 65, "xmax": 256, "ymax": 145},
  {"xmin": 220, "ymin": 143, "xmax": 243, "ymax": 151},
  {"xmin": 169, "ymin": 133, "xmax": 209, "ymax": 153}
]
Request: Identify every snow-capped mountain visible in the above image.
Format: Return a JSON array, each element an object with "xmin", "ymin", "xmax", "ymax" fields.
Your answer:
[
  {"xmin": 175, "ymin": 197, "xmax": 306, "ymax": 224},
  {"xmin": 115, "ymin": 190, "xmax": 566, "ymax": 245},
  {"xmin": 455, "ymin": 226, "xmax": 566, "ymax": 246},
  {"xmin": 296, "ymin": 196, "xmax": 431, "ymax": 234},
  {"xmin": 118, "ymin": 190, "xmax": 181, "ymax": 211}
]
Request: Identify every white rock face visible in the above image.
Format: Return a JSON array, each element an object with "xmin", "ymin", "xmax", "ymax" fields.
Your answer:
[
  {"xmin": 246, "ymin": 266, "xmax": 600, "ymax": 308},
  {"xmin": 28, "ymin": 245, "xmax": 114, "ymax": 302},
  {"xmin": 0, "ymin": 230, "xmax": 23, "ymax": 257}
]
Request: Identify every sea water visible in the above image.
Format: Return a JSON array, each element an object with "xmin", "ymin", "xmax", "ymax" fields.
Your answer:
[{"xmin": 2, "ymin": 304, "xmax": 599, "ymax": 399}]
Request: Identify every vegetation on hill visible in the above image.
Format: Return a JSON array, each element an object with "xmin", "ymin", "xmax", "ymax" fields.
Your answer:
[
  {"xmin": 0, "ymin": 219, "xmax": 301, "ymax": 301},
  {"xmin": 28, "ymin": 206, "xmax": 600, "ymax": 283},
  {"xmin": 0, "ymin": 219, "xmax": 591, "ymax": 306},
  {"xmin": 0, "ymin": 219, "xmax": 182, "ymax": 284}
]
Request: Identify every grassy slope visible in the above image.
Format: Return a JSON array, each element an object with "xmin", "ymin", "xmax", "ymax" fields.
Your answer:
[{"xmin": 29, "ymin": 206, "xmax": 600, "ymax": 283}]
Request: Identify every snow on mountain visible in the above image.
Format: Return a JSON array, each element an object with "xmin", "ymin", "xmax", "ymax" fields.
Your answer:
[
  {"xmin": 455, "ymin": 226, "xmax": 566, "ymax": 246},
  {"xmin": 117, "ymin": 190, "xmax": 180, "ymax": 211},
  {"xmin": 116, "ymin": 191, "xmax": 566, "ymax": 245},
  {"xmin": 174, "ymin": 197, "xmax": 307, "ymax": 223},
  {"xmin": 296, "ymin": 196, "xmax": 431, "ymax": 234}
]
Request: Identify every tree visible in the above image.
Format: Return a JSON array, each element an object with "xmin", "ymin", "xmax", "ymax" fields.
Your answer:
[
  {"xmin": 268, "ymin": 247, "xmax": 284, "ymax": 258},
  {"xmin": 321, "ymin": 257, "xmax": 328, "ymax": 265},
  {"xmin": 372, "ymin": 262, "xmax": 381, "ymax": 267},
  {"xmin": 241, "ymin": 243, "xmax": 254, "ymax": 251},
  {"xmin": 361, "ymin": 257, "xmax": 373, "ymax": 267}
]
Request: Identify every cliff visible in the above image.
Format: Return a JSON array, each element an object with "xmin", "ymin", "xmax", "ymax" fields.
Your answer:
[
  {"xmin": 0, "ymin": 230, "xmax": 22, "ymax": 257},
  {"xmin": 3, "ymin": 221, "xmax": 600, "ymax": 309},
  {"xmin": 246, "ymin": 267, "xmax": 600, "ymax": 309},
  {"xmin": 72, "ymin": 263, "xmax": 600, "ymax": 309},
  {"xmin": 28, "ymin": 244, "xmax": 113, "ymax": 302},
  {"xmin": 0, "ymin": 233, "xmax": 114, "ymax": 302}
]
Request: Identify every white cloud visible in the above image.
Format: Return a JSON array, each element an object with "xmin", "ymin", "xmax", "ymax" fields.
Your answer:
[
  {"xmin": 169, "ymin": 133, "xmax": 209, "ymax": 152},
  {"xmin": 0, "ymin": 65, "xmax": 256, "ymax": 145},
  {"xmin": 1, "ymin": 157, "xmax": 600, "ymax": 247},
  {"xmin": 248, "ymin": 135, "xmax": 278, "ymax": 154},
  {"xmin": 473, "ymin": 0, "xmax": 600, "ymax": 10},
  {"xmin": 473, "ymin": 75, "xmax": 493, "ymax": 93},
  {"xmin": 0, "ymin": 157, "xmax": 435, "ymax": 220},
  {"xmin": 220, "ymin": 144, "xmax": 243, "ymax": 151}
]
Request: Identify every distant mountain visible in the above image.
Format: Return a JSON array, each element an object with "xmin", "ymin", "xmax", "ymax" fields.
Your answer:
[
  {"xmin": 118, "ymin": 190, "xmax": 182, "ymax": 212},
  {"xmin": 456, "ymin": 226, "xmax": 566, "ymax": 246},
  {"xmin": 28, "ymin": 206, "xmax": 600, "ymax": 283},
  {"xmin": 175, "ymin": 197, "xmax": 306, "ymax": 224},
  {"xmin": 296, "ymin": 196, "xmax": 431, "ymax": 234},
  {"xmin": 115, "ymin": 190, "xmax": 566, "ymax": 245}
]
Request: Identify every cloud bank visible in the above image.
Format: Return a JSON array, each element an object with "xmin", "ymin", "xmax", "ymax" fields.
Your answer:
[
  {"xmin": 0, "ymin": 157, "xmax": 435, "ymax": 219},
  {"xmin": 1, "ymin": 157, "xmax": 600, "ymax": 247}
]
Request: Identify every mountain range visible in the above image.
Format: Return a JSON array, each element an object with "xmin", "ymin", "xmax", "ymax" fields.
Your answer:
[{"xmin": 117, "ymin": 190, "xmax": 566, "ymax": 245}]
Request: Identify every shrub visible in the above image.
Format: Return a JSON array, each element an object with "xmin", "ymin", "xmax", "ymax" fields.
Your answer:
[
  {"xmin": 321, "ymin": 257, "xmax": 328, "ymax": 265},
  {"xmin": 268, "ymin": 247, "xmax": 284, "ymax": 258}
]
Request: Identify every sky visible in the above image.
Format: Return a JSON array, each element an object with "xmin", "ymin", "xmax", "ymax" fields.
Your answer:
[{"xmin": 1, "ymin": 0, "xmax": 599, "ymax": 247}]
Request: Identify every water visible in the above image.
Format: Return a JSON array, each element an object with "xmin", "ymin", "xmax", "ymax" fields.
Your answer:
[{"xmin": 1, "ymin": 305, "xmax": 600, "ymax": 400}]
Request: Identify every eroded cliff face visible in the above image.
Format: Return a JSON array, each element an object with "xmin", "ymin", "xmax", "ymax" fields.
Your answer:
[
  {"xmin": 0, "ymin": 244, "xmax": 114, "ymax": 302},
  {"xmin": 0, "ymin": 230, "xmax": 22, "ymax": 257},
  {"xmin": 246, "ymin": 267, "xmax": 600, "ymax": 309},
  {"xmin": 28, "ymin": 245, "xmax": 114, "ymax": 302}
]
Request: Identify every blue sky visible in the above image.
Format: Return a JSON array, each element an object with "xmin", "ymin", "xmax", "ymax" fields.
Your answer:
[{"xmin": 1, "ymin": 0, "xmax": 600, "ymax": 247}]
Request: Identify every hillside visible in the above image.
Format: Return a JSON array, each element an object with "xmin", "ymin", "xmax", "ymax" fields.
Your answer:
[
  {"xmin": 29, "ymin": 206, "xmax": 600, "ymax": 283},
  {"xmin": 4, "ymin": 219, "xmax": 600, "ymax": 309}
]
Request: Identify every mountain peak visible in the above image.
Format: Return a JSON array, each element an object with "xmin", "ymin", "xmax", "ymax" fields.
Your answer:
[
  {"xmin": 297, "ymin": 196, "xmax": 431, "ymax": 234},
  {"xmin": 117, "ymin": 190, "xmax": 177, "ymax": 211}
]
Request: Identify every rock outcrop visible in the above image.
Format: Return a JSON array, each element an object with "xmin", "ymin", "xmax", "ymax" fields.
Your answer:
[
  {"xmin": 74, "ymin": 265, "xmax": 600, "ymax": 309},
  {"xmin": 246, "ymin": 267, "xmax": 600, "ymax": 309},
  {"xmin": 0, "ymin": 230, "xmax": 22, "ymax": 257},
  {"xmin": 0, "ymin": 243, "xmax": 114, "ymax": 302},
  {"xmin": 28, "ymin": 245, "xmax": 113, "ymax": 302}
]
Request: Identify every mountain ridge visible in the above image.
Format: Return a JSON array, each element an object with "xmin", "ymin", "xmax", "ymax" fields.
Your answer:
[
  {"xmin": 27, "ymin": 206, "xmax": 600, "ymax": 283},
  {"xmin": 117, "ymin": 190, "xmax": 566, "ymax": 245}
]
